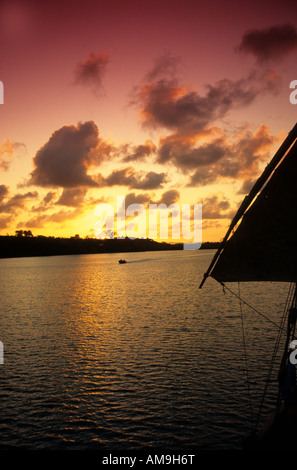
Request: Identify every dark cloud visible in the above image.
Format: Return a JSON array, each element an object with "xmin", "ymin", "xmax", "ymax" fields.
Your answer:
[
  {"xmin": 57, "ymin": 188, "xmax": 87, "ymax": 207},
  {"xmin": 27, "ymin": 120, "xmax": 166, "ymax": 192},
  {"xmin": 158, "ymin": 135, "xmax": 227, "ymax": 169},
  {"xmin": 28, "ymin": 121, "xmax": 113, "ymax": 188},
  {"xmin": 100, "ymin": 166, "xmax": 167, "ymax": 190},
  {"xmin": 129, "ymin": 170, "xmax": 167, "ymax": 190},
  {"xmin": 0, "ymin": 215, "xmax": 12, "ymax": 229},
  {"xmin": 74, "ymin": 52, "xmax": 109, "ymax": 90},
  {"xmin": 201, "ymin": 195, "xmax": 234, "ymax": 220},
  {"xmin": 121, "ymin": 140, "xmax": 156, "ymax": 162},
  {"xmin": 31, "ymin": 191, "xmax": 58, "ymax": 213},
  {"xmin": 118, "ymin": 189, "xmax": 180, "ymax": 215},
  {"xmin": 188, "ymin": 125, "xmax": 278, "ymax": 186},
  {"xmin": 157, "ymin": 122, "xmax": 278, "ymax": 187},
  {"xmin": 0, "ymin": 184, "xmax": 9, "ymax": 202},
  {"xmin": 131, "ymin": 55, "xmax": 281, "ymax": 191},
  {"xmin": 0, "ymin": 191, "xmax": 38, "ymax": 214},
  {"xmin": 237, "ymin": 179, "xmax": 256, "ymax": 195},
  {"xmin": 155, "ymin": 189, "xmax": 180, "ymax": 206},
  {"xmin": 115, "ymin": 190, "xmax": 180, "ymax": 239},
  {"xmin": 43, "ymin": 191, "xmax": 57, "ymax": 204},
  {"xmin": 219, "ymin": 124, "xmax": 277, "ymax": 179},
  {"xmin": 116, "ymin": 192, "xmax": 152, "ymax": 222},
  {"xmin": 123, "ymin": 192, "xmax": 152, "ymax": 208},
  {"xmin": 238, "ymin": 24, "xmax": 297, "ymax": 62},
  {"xmin": 135, "ymin": 79, "xmax": 210, "ymax": 132},
  {"xmin": 134, "ymin": 68, "xmax": 281, "ymax": 134},
  {"xmin": 188, "ymin": 167, "xmax": 217, "ymax": 187}
]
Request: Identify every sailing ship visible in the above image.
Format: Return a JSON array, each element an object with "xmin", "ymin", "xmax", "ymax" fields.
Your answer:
[{"xmin": 199, "ymin": 122, "xmax": 297, "ymax": 449}]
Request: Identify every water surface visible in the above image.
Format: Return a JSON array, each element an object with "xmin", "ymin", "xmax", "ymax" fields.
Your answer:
[{"xmin": 0, "ymin": 250, "xmax": 290, "ymax": 450}]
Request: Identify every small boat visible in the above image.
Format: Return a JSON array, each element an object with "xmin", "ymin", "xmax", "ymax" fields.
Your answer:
[
  {"xmin": 200, "ymin": 122, "xmax": 297, "ymax": 449},
  {"xmin": 118, "ymin": 259, "xmax": 127, "ymax": 264}
]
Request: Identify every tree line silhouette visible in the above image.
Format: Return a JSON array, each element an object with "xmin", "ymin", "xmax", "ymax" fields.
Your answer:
[{"xmin": 0, "ymin": 232, "xmax": 219, "ymax": 259}]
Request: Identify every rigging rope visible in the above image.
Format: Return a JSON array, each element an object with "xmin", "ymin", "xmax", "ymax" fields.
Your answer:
[
  {"xmin": 221, "ymin": 283, "xmax": 286, "ymax": 332},
  {"xmin": 237, "ymin": 281, "xmax": 254, "ymax": 428},
  {"xmin": 254, "ymin": 282, "xmax": 295, "ymax": 431},
  {"xmin": 222, "ymin": 281, "xmax": 294, "ymax": 432}
]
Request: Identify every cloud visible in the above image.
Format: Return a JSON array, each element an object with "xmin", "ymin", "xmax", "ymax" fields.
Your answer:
[
  {"xmin": 135, "ymin": 79, "xmax": 210, "ymax": 133},
  {"xmin": 188, "ymin": 167, "xmax": 217, "ymax": 186},
  {"xmin": 155, "ymin": 189, "xmax": 180, "ymax": 206},
  {"xmin": 237, "ymin": 179, "xmax": 256, "ymax": 195},
  {"xmin": 28, "ymin": 121, "xmax": 113, "ymax": 188},
  {"xmin": 101, "ymin": 166, "xmax": 167, "ymax": 190},
  {"xmin": 133, "ymin": 60, "xmax": 281, "ymax": 190},
  {"xmin": 222, "ymin": 124, "xmax": 277, "ymax": 178},
  {"xmin": 144, "ymin": 52, "xmax": 181, "ymax": 82},
  {"xmin": 115, "ymin": 190, "xmax": 180, "ymax": 239},
  {"xmin": 0, "ymin": 190, "xmax": 38, "ymax": 214},
  {"xmin": 43, "ymin": 191, "xmax": 57, "ymax": 204},
  {"xmin": 74, "ymin": 52, "xmax": 109, "ymax": 90},
  {"xmin": 0, "ymin": 139, "xmax": 25, "ymax": 170},
  {"xmin": 30, "ymin": 191, "xmax": 58, "ymax": 213},
  {"xmin": 188, "ymin": 124, "xmax": 278, "ymax": 186},
  {"xmin": 57, "ymin": 188, "xmax": 88, "ymax": 207},
  {"xmin": 0, "ymin": 215, "xmax": 12, "ymax": 229},
  {"xmin": 0, "ymin": 184, "xmax": 9, "ymax": 202},
  {"xmin": 123, "ymin": 192, "xmax": 152, "ymax": 208},
  {"xmin": 121, "ymin": 140, "xmax": 156, "ymax": 162},
  {"xmin": 134, "ymin": 67, "xmax": 281, "ymax": 135},
  {"xmin": 238, "ymin": 24, "xmax": 297, "ymax": 62},
  {"xmin": 130, "ymin": 55, "xmax": 281, "ymax": 192},
  {"xmin": 27, "ymin": 120, "xmax": 165, "ymax": 192},
  {"xmin": 201, "ymin": 195, "xmax": 234, "ymax": 220},
  {"xmin": 115, "ymin": 192, "xmax": 152, "ymax": 223},
  {"xmin": 17, "ymin": 208, "xmax": 81, "ymax": 229},
  {"xmin": 158, "ymin": 134, "xmax": 227, "ymax": 169}
]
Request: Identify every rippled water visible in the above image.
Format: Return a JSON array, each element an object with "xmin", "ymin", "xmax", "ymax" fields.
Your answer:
[{"xmin": 0, "ymin": 250, "xmax": 291, "ymax": 450}]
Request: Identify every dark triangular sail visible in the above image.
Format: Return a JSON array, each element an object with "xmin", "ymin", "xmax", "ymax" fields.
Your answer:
[{"xmin": 200, "ymin": 123, "xmax": 297, "ymax": 286}]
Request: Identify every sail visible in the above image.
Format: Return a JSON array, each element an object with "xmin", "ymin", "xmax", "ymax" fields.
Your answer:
[{"xmin": 200, "ymin": 123, "xmax": 297, "ymax": 285}]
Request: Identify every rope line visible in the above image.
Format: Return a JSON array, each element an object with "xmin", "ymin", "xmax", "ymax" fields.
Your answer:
[
  {"xmin": 254, "ymin": 282, "xmax": 295, "ymax": 431},
  {"xmin": 237, "ymin": 282, "xmax": 254, "ymax": 428},
  {"xmin": 221, "ymin": 283, "xmax": 286, "ymax": 332},
  {"xmin": 221, "ymin": 282, "xmax": 295, "ymax": 432},
  {"xmin": 221, "ymin": 281, "xmax": 294, "ymax": 432}
]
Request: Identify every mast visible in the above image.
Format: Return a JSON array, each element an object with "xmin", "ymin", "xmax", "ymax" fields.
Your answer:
[{"xmin": 199, "ymin": 123, "xmax": 297, "ymax": 289}]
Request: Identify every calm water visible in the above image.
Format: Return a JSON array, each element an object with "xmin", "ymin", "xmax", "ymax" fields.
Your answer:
[{"xmin": 0, "ymin": 250, "xmax": 290, "ymax": 451}]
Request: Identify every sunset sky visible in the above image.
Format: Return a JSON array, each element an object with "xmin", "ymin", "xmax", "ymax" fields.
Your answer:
[{"xmin": 0, "ymin": 0, "xmax": 296, "ymax": 242}]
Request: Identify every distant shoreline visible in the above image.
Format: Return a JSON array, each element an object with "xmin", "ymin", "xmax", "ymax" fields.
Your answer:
[{"xmin": 0, "ymin": 235, "xmax": 219, "ymax": 259}]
